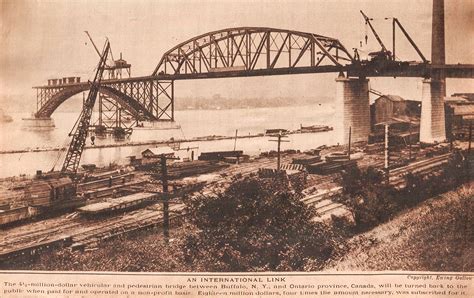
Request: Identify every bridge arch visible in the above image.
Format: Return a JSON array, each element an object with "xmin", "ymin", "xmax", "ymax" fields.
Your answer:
[
  {"xmin": 153, "ymin": 27, "xmax": 354, "ymax": 76},
  {"xmin": 35, "ymin": 85, "xmax": 157, "ymax": 120}
]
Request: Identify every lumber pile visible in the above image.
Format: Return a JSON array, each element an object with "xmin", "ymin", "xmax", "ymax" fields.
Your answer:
[{"xmin": 154, "ymin": 161, "xmax": 229, "ymax": 179}]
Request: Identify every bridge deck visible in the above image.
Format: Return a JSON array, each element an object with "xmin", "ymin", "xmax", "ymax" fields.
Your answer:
[{"xmin": 33, "ymin": 63, "xmax": 474, "ymax": 89}]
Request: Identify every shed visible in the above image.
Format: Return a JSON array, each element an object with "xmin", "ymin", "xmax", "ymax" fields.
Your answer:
[
  {"xmin": 141, "ymin": 147, "xmax": 176, "ymax": 166},
  {"xmin": 373, "ymin": 95, "xmax": 421, "ymax": 126},
  {"xmin": 141, "ymin": 147, "xmax": 175, "ymax": 158},
  {"xmin": 374, "ymin": 95, "xmax": 406, "ymax": 124}
]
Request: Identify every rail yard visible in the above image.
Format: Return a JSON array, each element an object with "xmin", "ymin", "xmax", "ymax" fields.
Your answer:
[{"xmin": 0, "ymin": 137, "xmax": 466, "ymax": 264}]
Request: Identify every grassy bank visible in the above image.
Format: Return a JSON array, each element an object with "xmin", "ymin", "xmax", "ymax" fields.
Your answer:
[
  {"xmin": 2, "ymin": 183, "xmax": 472, "ymax": 272},
  {"xmin": 327, "ymin": 183, "xmax": 473, "ymax": 271}
]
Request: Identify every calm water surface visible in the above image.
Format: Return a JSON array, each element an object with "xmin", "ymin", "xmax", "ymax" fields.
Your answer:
[{"xmin": 0, "ymin": 104, "xmax": 338, "ymax": 178}]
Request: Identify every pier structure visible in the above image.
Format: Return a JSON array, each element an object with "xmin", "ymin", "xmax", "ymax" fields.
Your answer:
[
  {"xmin": 334, "ymin": 74, "xmax": 370, "ymax": 144},
  {"xmin": 419, "ymin": 0, "xmax": 447, "ymax": 143}
]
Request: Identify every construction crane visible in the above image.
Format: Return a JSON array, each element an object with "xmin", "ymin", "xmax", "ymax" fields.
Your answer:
[
  {"xmin": 61, "ymin": 40, "xmax": 110, "ymax": 175},
  {"xmin": 85, "ymin": 31, "xmax": 115, "ymax": 63},
  {"xmin": 389, "ymin": 18, "xmax": 428, "ymax": 63},
  {"xmin": 85, "ymin": 31, "xmax": 131, "ymax": 79},
  {"xmin": 360, "ymin": 10, "xmax": 392, "ymax": 62}
]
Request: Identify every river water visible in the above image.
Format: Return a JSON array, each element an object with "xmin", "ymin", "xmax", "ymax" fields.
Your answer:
[{"xmin": 0, "ymin": 104, "xmax": 339, "ymax": 178}]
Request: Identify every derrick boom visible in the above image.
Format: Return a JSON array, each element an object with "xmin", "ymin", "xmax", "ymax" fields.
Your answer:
[{"xmin": 61, "ymin": 41, "xmax": 110, "ymax": 175}]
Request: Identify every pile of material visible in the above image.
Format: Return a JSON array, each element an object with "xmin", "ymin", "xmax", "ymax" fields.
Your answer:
[
  {"xmin": 78, "ymin": 192, "xmax": 159, "ymax": 215},
  {"xmin": 365, "ymin": 142, "xmax": 384, "ymax": 154},
  {"xmin": 306, "ymin": 152, "xmax": 357, "ymax": 175},
  {"xmin": 292, "ymin": 155, "xmax": 322, "ymax": 165},
  {"xmin": 155, "ymin": 160, "xmax": 229, "ymax": 180}
]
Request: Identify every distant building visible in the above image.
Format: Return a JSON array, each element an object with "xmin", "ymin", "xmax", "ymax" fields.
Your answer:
[
  {"xmin": 445, "ymin": 95, "xmax": 474, "ymax": 140},
  {"xmin": 141, "ymin": 147, "xmax": 176, "ymax": 165},
  {"xmin": 369, "ymin": 95, "xmax": 421, "ymax": 144},
  {"xmin": 373, "ymin": 95, "xmax": 421, "ymax": 125},
  {"xmin": 451, "ymin": 93, "xmax": 474, "ymax": 102}
]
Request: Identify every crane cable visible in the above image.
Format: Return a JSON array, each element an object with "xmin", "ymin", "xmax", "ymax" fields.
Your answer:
[{"xmin": 50, "ymin": 130, "xmax": 74, "ymax": 172}]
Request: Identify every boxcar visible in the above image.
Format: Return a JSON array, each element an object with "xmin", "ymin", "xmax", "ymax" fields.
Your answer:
[{"xmin": 25, "ymin": 177, "xmax": 76, "ymax": 207}]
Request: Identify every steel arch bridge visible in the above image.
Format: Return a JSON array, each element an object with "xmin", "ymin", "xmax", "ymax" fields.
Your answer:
[
  {"xmin": 34, "ymin": 27, "xmax": 355, "ymax": 123},
  {"xmin": 34, "ymin": 78, "xmax": 174, "ymax": 121},
  {"xmin": 153, "ymin": 27, "xmax": 354, "ymax": 76},
  {"xmin": 33, "ymin": 26, "xmax": 474, "ymax": 125}
]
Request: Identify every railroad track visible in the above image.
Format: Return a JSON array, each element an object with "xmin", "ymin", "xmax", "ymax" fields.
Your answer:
[
  {"xmin": 0, "ymin": 157, "xmax": 280, "ymax": 260},
  {"xmin": 0, "ymin": 151, "xmax": 417, "ymax": 262}
]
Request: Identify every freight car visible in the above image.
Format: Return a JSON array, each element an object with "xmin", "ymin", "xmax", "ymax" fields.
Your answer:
[
  {"xmin": 24, "ymin": 175, "xmax": 84, "ymax": 209},
  {"xmin": 0, "ymin": 207, "xmax": 29, "ymax": 226}
]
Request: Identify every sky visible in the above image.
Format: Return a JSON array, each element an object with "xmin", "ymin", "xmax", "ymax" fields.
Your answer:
[{"xmin": 1, "ymin": 0, "xmax": 473, "ymax": 111}]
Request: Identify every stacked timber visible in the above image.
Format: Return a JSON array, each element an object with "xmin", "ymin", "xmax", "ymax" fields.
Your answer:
[
  {"xmin": 77, "ymin": 173, "xmax": 134, "ymax": 193},
  {"xmin": 305, "ymin": 161, "xmax": 326, "ymax": 174},
  {"xmin": 158, "ymin": 160, "xmax": 229, "ymax": 179},
  {"xmin": 223, "ymin": 155, "xmax": 250, "ymax": 164},
  {"xmin": 81, "ymin": 180, "xmax": 146, "ymax": 200},
  {"xmin": 304, "ymin": 149, "xmax": 322, "ymax": 156},
  {"xmin": 306, "ymin": 152, "xmax": 357, "ymax": 175},
  {"xmin": 77, "ymin": 192, "xmax": 159, "ymax": 215},
  {"xmin": 82, "ymin": 168, "xmax": 129, "ymax": 182},
  {"xmin": 307, "ymin": 160, "xmax": 357, "ymax": 175},
  {"xmin": 325, "ymin": 152, "xmax": 350, "ymax": 162},
  {"xmin": 260, "ymin": 149, "xmax": 299, "ymax": 157},
  {"xmin": 365, "ymin": 142, "xmax": 384, "ymax": 154},
  {"xmin": 292, "ymin": 155, "xmax": 322, "ymax": 165},
  {"xmin": 0, "ymin": 207, "xmax": 30, "ymax": 226}
]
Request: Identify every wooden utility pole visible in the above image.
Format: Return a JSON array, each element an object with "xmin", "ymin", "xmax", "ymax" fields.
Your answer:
[
  {"xmin": 177, "ymin": 146, "xmax": 199, "ymax": 161},
  {"xmin": 159, "ymin": 154, "xmax": 179, "ymax": 243},
  {"xmin": 408, "ymin": 122, "xmax": 412, "ymax": 160},
  {"xmin": 468, "ymin": 122, "xmax": 472, "ymax": 183},
  {"xmin": 469, "ymin": 122, "xmax": 472, "ymax": 155},
  {"xmin": 233, "ymin": 129, "xmax": 238, "ymax": 151},
  {"xmin": 384, "ymin": 124, "xmax": 390, "ymax": 184},
  {"xmin": 348, "ymin": 126, "xmax": 352, "ymax": 159},
  {"xmin": 269, "ymin": 132, "xmax": 289, "ymax": 170}
]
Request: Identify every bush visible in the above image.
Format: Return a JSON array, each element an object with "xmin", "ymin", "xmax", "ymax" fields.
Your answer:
[
  {"xmin": 404, "ymin": 151, "xmax": 468, "ymax": 204},
  {"xmin": 340, "ymin": 167, "xmax": 397, "ymax": 229},
  {"xmin": 182, "ymin": 177, "xmax": 342, "ymax": 271}
]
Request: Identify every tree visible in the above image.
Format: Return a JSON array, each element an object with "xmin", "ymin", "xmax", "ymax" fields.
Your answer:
[
  {"xmin": 340, "ymin": 166, "xmax": 397, "ymax": 228},
  {"xmin": 181, "ymin": 176, "xmax": 341, "ymax": 271}
]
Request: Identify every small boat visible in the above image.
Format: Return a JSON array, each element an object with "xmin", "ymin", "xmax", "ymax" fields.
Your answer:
[
  {"xmin": 298, "ymin": 124, "xmax": 333, "ymax": 133},
  {"xmin": 265, "ymin": 128, "xmax": 288, "ymax": 136}
]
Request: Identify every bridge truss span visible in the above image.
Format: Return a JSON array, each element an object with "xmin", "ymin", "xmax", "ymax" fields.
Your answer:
[
  {"xmin": 33, "ymin": 78, "xmax": 174, "ymax": 122},
  {"xmin": 152, "ymin": 27, "xmax": 355, "ymax": 76}
]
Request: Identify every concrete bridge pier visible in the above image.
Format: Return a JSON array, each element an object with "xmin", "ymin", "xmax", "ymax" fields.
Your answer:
[
  {"xmin": 21, "ymin": 116, "xmax": 55, "ymax": 129},
  {"xmin": 419, "ymin": 78, "xmax": 446, "ymax": 143},
  {"xmin": 334, "ymin": 74, "xmax": 370, "ymax": 145}
]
